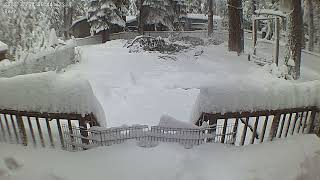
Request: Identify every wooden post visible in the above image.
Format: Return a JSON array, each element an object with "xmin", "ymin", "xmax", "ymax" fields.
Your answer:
[
  {"xmin": 0, "ymin": 115, "xmax": 7, "ymax": 142},
  {"xmin": 4, "ymin": 115, "xmax": 12, "ymax": 141},
  {"xmin": 232, "ymin": 117, "xmax": 239, "ymax": 145},
  {"xmin": 274, "ymin": 17, "xmax": 280, "ymax": 66},
  {"xmin": 16, "ymin": 114, "xmax": 27, "ymax": 146},
  {"xmin": 10, "ymin": 115, "xmax": 19, "ymax": 144},
  {"xmin": 284, "ymin": 113, "xmax": 293, "ymax": 137},
  {"xmin": 260, "ymin": 115, "xmax": 269, "ymax": 143},
  {"xmin": 220, "ymin": 118, "xmax": 228, "ymax": 143},
  {"xmin": 45, "ymin": 119, "xmax": 54, "ymax": 148},
  {"xmin": 278, "ymin": 114, "xmax": 287, "ymax": 138},
  {"xmin": 56, "ymin": 119, "xmax": 65, "ymax": 148},
  {"xmin": 252, "ymin": 18, "xmax": 258, "ymax": 55},
  {"xmin": 250, "ymin": 116, "xmax": 259, "ymax": 144},
  {"xmin": 80, "ymin": 116, "xmax": 89, "ymax": 145},
  {"xmin": 240, "ymin": 117, "xmax": 249, "ymax": 146},
  {"xmin": 27, "ymin": 117, "xmax": 36, "ymax": 146},
  {"xmin": 268, "ymin": 114, "xmax": 280, "ymax": 141},
  {"xmin": 36, "ymin": 118, "xmax": 45, "ymax": 147}
]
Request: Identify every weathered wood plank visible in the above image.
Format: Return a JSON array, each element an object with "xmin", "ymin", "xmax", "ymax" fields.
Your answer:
[
  {"xmin": 45, "ymin": 119, "xmax": 54, "ymax": 148},
  {"xmin": 27, "ymin": 117, "xmax": 36, "ymax": 146},
  {"xmin": 250, "ymin": 116, "xmax": 259, "ymax": 144},
  {"xmin": 240, "ymin": 117, "xmax": 249, "ymax": 146},
  {"xmin": 260, "ymin": 115, "xmax": 269, "ymax": 143},
  {"xmin": 36, "ymin": 118, "xmax": 45, "ymax": 147}
]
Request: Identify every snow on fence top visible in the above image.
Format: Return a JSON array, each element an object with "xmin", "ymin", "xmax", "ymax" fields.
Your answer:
[
  {"xmin": 0, "ymin": 71, "xmax": 106, "ymax": 126},
  {"xmin": 0, "ymin": 41, "xmax": 8, "ymax": 52},
  {"xmin": 191, "ymin": 80, "xmax": 320, "ymax": 122}
]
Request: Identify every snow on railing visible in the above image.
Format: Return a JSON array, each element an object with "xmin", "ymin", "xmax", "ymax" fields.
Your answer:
[{"xmin": 62, "ymin": 124, "xmax": 234, "ymax": 151}]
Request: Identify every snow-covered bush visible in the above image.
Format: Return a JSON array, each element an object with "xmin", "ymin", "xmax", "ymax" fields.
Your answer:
[
  {"xmin": 127, "ymin": 36, "xmax": 189, "ymax": 54},
  {"xmin": 168, "ymin": 35, "xmax": 205, "ymax": 46}
]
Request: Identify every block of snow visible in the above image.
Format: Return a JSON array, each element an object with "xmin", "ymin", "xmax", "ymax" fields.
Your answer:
[
  {"xmin": 191, "ymin": 80, "xmax": 320, "ymax": 122},
  {"xmin": 0, "ymin": 71, "xmax": 106, "ymax": 126},
  {"xmin": 158, "ymin": 115, "xmax": 198, "ymax": 129}
]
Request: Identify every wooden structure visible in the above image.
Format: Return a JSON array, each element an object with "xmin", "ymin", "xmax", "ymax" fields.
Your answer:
[
  {"xmin": 249, "ymin": 10, "xmax": 286, "ymax": 66},
  {"xmin": 0, "ymin": 109, "xmax": 98, "ymax": 149},
  {"xmin": 196, "ymin": 107, "xmax": 319, "ymax": 146},
  {"xmin": 0, "ymin": 41, "xmax": 8, "ymax": 61},
  {"xmin": 63, "ymin": 124, "xmax": 226, "ymax": 151}
]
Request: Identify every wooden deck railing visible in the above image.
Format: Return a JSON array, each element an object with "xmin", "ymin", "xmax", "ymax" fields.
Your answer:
[
  {"xmin": 0, "ymin": 109, "xmax": 98, "ymax": 149},
  {"xmin": 196, "ymin": 106, "xmax": 319, "ymax": 146}
]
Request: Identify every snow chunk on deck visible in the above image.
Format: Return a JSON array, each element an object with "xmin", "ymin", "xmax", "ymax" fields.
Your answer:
[{"xmin": 0, "ymin": 71, "xmax": 106, "ymax": 126}]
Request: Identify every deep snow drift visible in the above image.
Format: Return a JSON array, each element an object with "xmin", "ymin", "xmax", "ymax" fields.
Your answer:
[
  {"xmin": 0, "ymin": 135, "xmax": 319, "ymax": 180},
  {"xmin": 0, "ymin": 71, "xmax": 105, "ymax": 126}
]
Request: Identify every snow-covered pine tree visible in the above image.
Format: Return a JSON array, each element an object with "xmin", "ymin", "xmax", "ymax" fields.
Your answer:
[
  {"xmin": 185, "ymin": 0, "xmax": 202, "ymax": 13},
  {"xmin": 0, "ymin": 0, "xmax": 51, "ymax": 60},
  {"xmin": 87, "ymin": 0, "xmax": 126, "ymax": 42},
  {"xmin": 170, "ymin": 0, "xmax": 187, "ymax": 30}
]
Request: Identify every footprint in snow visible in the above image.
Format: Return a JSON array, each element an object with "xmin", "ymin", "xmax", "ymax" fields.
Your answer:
[{"xmin": 4, "ymin": 157, "xmax": 22, "ymax": 171}]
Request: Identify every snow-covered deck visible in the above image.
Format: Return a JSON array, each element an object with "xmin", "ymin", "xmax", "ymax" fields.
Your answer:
[{"xmin": 73, "ymin": 39, "xmax": 320, "ymax": 127}]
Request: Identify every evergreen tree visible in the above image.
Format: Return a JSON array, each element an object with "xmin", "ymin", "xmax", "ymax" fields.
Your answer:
[{"xmin": 87, "ymin": 0, "xmax": 126, "ymax": 35}]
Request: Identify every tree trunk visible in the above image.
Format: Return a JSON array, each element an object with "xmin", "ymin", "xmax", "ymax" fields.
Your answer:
[
  {"xmin": 306, "ymin": 0, "xmax": 314, "ymax": 51},
  {"xmin": 287, "ymin": 0, "xmax": 303, "ymax": 80},
  {"xmin": 101, "ymin": 30, "xmax": 110, "ymax": 43},
  {"xmin": 138, "ymin": 0, "xmax": 144, "ymax": 35},
  {"xmin": 208, "ymin": 0, "xmax": 214, "ymax": 36},
  {"xmin": 228, "ymin": 0, "xmax": 244, "ymax": 54}
]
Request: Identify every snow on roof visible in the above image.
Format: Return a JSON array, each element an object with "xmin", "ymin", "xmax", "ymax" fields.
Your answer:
[
  {"xmin": 0, "ymin": 41, "xmax": 8, "ymax": 52},
  {"xmin": 71, "ymin": 16, "xmax": 88, "ymax": 28},
  {"xmin": 126, "ymin": 15, "xmax": 136, "ymax": 23},
  {"xmin": 186, "ymin": 13, "xmax": 222, "ymax": 20},
  {"xmin": 0, "ymin": 71, "xmax": 106, "ymax": 126}
]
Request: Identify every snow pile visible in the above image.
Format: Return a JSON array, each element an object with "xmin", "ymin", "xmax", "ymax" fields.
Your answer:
[
  {"xmin": 0, "ymin": 71, "xmax": 106, "ymax": 126},
  {"xmin": 0, "ymin": 135, "xmax": 319, "ymax": 180},
  {"xmin": 0, "ymin": 42, "xmax": 76, "ymax": 78},
  {"xmin": 0, "ymin": 41, "xmax": 8, "ymax": 52},
  {"xmin": 159, "ymin": 115, "xmax": 198, "ymax": 129},
  {"xmin": 263, "ymin": 63, "xmax": 290, "ymax": 79},
  {"xmin": 192, "ymin": 79, "xmax": 320, "ymax": 121}
]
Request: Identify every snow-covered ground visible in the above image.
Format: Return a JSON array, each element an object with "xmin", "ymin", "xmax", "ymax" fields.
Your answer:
[
  {"xmin": 66, "ymin": 39, "xmax": 320, "ymax": 127},
  {"xmin": 0, "ymin": 135, "xmax": 319, "ymax": 180}
]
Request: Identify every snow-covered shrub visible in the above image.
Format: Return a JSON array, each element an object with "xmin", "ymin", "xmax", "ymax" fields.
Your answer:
[
  {"xmin": 168, "ymin": 35, "xmax": 205, "ymax": 46},
  {"xmin": 263, "ymin": 63, "xmax": 292, "ymax": 79},
  {"xmin": 127, "ymin": 36, "xmax": 189, "ymax": 54}
]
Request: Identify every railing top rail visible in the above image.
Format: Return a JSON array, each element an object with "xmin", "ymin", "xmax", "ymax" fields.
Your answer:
[
  {"xmin": 201, "ymin": 106, "xmax": 319, "ymax": 120},
  {"xmin": 0, "ymin": 109, "xmax": 96, "ymax": 122}
]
